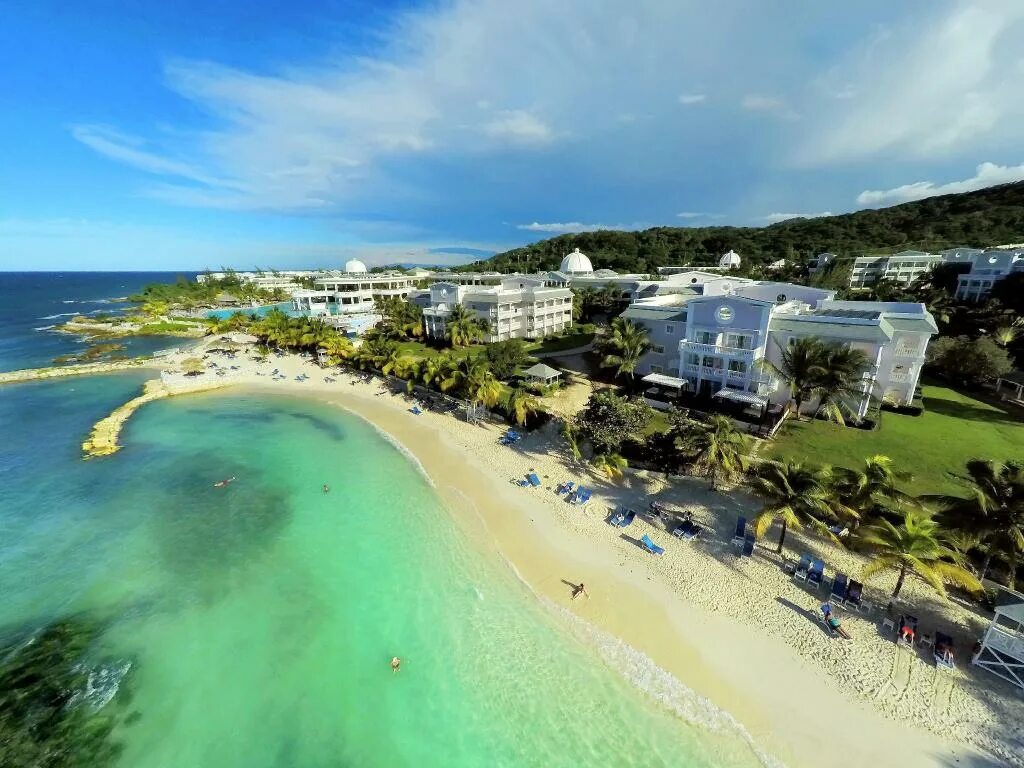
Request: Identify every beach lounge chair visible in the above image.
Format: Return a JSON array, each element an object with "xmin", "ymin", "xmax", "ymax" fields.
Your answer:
[
  {"xmin": 740, "ymin": 533, "xmax": 755, "ymax": 557},
  {"xmin": 829, "ymin": 573, "xmax": 849, "ymax": 603},
  {"xmin": 731, "ymin": 516, "xmax": 747, "ymax": 547},
  {"xmin": 792, "ymin": 554, "xmax": 812, "ymax": 582},
  {"xmin": 409, "ymin": 406, "xmax": 423, "ymax": 415},
  {"xmin": 806, "ymin": 560, "xmax": 825, "ymax": 589},
  {"xmin": 897, "ymin": 615, "xmax": 919, "ymax": 647},
  {"xmin": 672, "ymin": 520, "xmax": 702, "ymax": 540},
  {"xmin": 570, "ymin": 487, "xmax": 591, "ymax": 505},
  {"xmin": 933, "ymin": 631, "xmax": 956, "ymax": 669},
  {"xmin": 843, "ymin": 580, "xmax": 863, "ymax": 610},
  {"xmin": 608, "ymin": 509, "xmax": 637, "ymax": 528},
  {"xmin": 641, "ymin": 534, "xmax": 665, "ymax": 555},
  {"xmin": 527, "ymin": 472, "xmax": 541, "ymax": 488}
]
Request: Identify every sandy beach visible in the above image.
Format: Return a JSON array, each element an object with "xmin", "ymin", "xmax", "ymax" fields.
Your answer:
[{"xmin": 79, "ymin": 342, "xmax": 1024, "ymax": 767}]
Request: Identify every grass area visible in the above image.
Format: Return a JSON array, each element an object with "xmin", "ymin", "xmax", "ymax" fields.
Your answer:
[
  {"xmin": 643, "ymin": 410, "xmax": 673, "ymax": 437},
  {"xmin": 137, "ymin": 321, "xmax": 201, "ymax": 334},
  {"xmin": 765, "ymin": 384, "xmax": 1024, "ymax": 497},
  {"xmin": 392, "ymin": 341, "xmax": 486, "ymax": 361},
  {"xmin": 526, "ymin": 331, "xmax": 595, "ymax": 355}
]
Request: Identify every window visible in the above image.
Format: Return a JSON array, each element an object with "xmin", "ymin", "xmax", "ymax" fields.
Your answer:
[
  {"xmin": 665, "ymin": 324, "xmax": 675, "ymax": 334},
  {"xmin": 652, "ymin": 344, "xmax": 665, "ymax": 354},
  {"xmin": 727, "ymin": 360, "xmax": 747, "ymax": 373},
  {"xmin": 650, "ymin": 364, "xmax": 663, "ymax": 374}
]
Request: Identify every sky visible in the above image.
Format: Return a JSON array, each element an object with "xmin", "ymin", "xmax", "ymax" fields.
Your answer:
[{"xmin": 2, "ymin": 0, "xmax": 1024, "ymax": 271}]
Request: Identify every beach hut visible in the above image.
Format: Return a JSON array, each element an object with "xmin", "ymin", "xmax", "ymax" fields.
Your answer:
[
  {"xmin": 973, "ymin": 587, "xmax": 1024, "ymax": 691},
  {"xmin": 216, "ymin": 293, "xmax": 241, "ymax": 306},
  {"xmin": 523, "ymin": 363, "xmax": 562, "ymax": 386}
]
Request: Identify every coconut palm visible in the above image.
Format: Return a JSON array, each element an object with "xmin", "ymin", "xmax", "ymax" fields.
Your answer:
[
  {"xmin": 505, "ymin": 386, "xmax": 540, "ymax": 426},
  {"xmin": 832, "ymin": 454, "xmax": 912, "ymax": 521},
  {"xmin": 600, "ymin": 317, "xmax": 652, "ymax": 381},
  {"xmin": 674, "ymin": 415, "xmax": 748, "ymax": 490},
  {"xmin": 752, "ymin": 461, "xmax": 837, "ymax": 553},
  {"xmin": 592, "ymin": 452, "xmax": 628, "ymax": 481},
  {"xmin": 418, "ymin": 354, "xmax": 456, "ymax": 390},
  {"xmin": 812, "ymin": 343, "xmax": 872, "ymax": 425},
  {"xmin": 561, "ymin": 421, "xmax": 582, "ymax": 462},
  {"xmin": 318, "ymin": 334, "xmax": 354, "ymax": 366},
  {"xmin": 445, "ymin": 305, "xmax": 484, "ymax": 347},
  {"xmin": 443, "ymin": 359, "xmax": 502, "ymax": 407},
  {"xmin": 759, "ymin": 337, "xmax": 826, "ymax": 416},
  {"xmin": 932, "ymin": 459, "xmax": 1024, "ymax": 586},
  {"xmin": 858, "ymin": 507, "xmax": 983, "ymax": 599}
]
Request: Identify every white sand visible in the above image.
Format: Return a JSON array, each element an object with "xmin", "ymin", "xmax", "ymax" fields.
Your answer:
[{"xmin": 135, "ymin": 344, "xmax": 1024, "ymax": 766}]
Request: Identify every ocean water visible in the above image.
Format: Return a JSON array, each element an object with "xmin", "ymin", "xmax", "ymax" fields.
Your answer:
[
  {"xmin": 0, "ymin": 274, "xmax": 771, "ymax": 767},
  {"xmin": 0, "ymin": 271, "xmax": 195, "ymax": 371}
]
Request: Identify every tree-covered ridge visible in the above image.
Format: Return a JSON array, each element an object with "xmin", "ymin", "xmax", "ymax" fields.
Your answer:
[{"xmin": 468, "ymin": 181, "xmax": 1024, "ymax": 274}]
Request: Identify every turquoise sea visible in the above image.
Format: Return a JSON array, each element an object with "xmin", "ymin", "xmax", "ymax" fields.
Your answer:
[{"xmin": 0, "ymin": 275, "xmax": 770, "ymax": 767}]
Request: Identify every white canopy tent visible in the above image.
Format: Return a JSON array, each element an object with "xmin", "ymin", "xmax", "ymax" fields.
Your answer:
[
  {"xmin": 973, "ymin": 589, "xmax": 1024, "ymax": 691},
  {"xmin": 641, "ymin": 373, "xmax": 689, "ymax": 391}
]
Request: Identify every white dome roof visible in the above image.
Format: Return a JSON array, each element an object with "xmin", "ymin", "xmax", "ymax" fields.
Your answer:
[
  {"xmin": 559, "ymin": 247, "xmax": 593, "ymax": 274},
  {"xmin": 719, "ymin": 250, "xmax": 741, "ymax": 268},
  {"xmin": 344, "ymin": 259, "xmax": 368, "ymax": 274}
]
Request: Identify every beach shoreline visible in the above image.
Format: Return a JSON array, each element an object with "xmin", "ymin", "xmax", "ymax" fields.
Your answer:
[{"xmin": 55, "ymin": 347, "xmax": 1024, "ymax": 767}]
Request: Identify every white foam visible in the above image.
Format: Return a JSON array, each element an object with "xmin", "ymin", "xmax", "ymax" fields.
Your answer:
[
  {"xmin": 342, "ymin": 409, "xmax": 436, "ymax": 487},
  {"xmin": 39, "ymin": 312, "xmax": 79, "ymax": 319},
  {"xmin": 34, "ymin": 324, "xmax": 56, "ymax": 331}
]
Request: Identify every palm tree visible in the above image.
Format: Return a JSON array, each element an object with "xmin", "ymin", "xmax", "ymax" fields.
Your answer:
[
  {"xmin": 759, "ymin": 337, "xmax": 825, "ymax": 417},
  {"xmin": 318, "ymin": 334, "xmax": 354, "ymax": 366},
  {"xmin": 600, "ymin": 317, "xmax": 652, "ymax": 381},
  {"xmin": 443, "ymin": 359, "xmax": 502, "ymax": 407},
  {"xmin": 752, "ymin": 461, "xmax": 837, "ymax": 553},
  {"xmin": 505, "ymin": 386, "xmax": 540, "ymax": 426},
  {"xmin": 561, "ymin": 421, "xmax": 582, "ymax": 462},
  {"xmin": 592, "ymin": 452, "xmax": 628, "ymax": 481},
  {"xmin": 445, "ymin": 305, "xmax": 483, "ymax": 347},
  {"xmin": 812, "ymin": 343, "xmax": 872, "ymax": 425},
  {"xmin": 832, "ymin": 454, "xmax": 912, "ymax": 521},
  {"xmin": 419, "ymin": 354, "xmax": 456, "ymax": 390},
  {"xmin": 675, "ymin": 415, "xmax": 748, "ymax": 490},
  {"xmin": 858, "ymin": 508, "xmax": 983, "ymax": 599},
  {"xmin": 932, "ymin": 459, "xmax": 1024, "ymax": 585}
]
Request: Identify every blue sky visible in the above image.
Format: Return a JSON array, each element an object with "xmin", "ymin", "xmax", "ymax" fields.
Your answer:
[{"xmin": 3, "ymin": 0, "xmax": 1024, "ymax": 270}]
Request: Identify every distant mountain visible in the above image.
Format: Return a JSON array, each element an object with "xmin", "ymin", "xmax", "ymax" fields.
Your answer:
[{"xmin": 466, "ymin": 182, "xmax": 1024, "ymax": 275}]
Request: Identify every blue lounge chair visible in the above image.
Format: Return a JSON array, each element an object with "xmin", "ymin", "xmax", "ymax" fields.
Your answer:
[
  {"xmin": 792, "ymin": 554, "xmax": 812, "ymax": 581},
  {"xmin": 672, "ymin": 520, "xmax": 702, "ymax": 540},
  {"xmin": 409, "ymin": 406, "xmax": 423, "ymax": 415},
  {"xmin": 609, "ymin": 509, "xmax": 637, "ymax": 528},
  {"xmin": 934, "ymin": 631, "xmax": 955, "ymax": 669},
  {"xmin": 741, "ymin": 532, "xmax": 755, "ymax": 557},
  {"xmin": 829, "ymin": 573, "xmax": 849, "ymax": 603},
  {"xmin": 571, "ymin": 487, "xmax": 591, "ymax": 505},
  {"xmin": 731, "ymin": 516, "xmax": 747, "ymax": 547},
  {"xmin": 843, "ymin": 580, "xmax": 864, "ymax": 610},
  {"xmin": 806, "ymin": 559, "xmax": 825, "ymax": 589},
  {"xmin": 641, "ymin": 534, "xmax": 665, "ymax": 555},
  {"xmin": 527, "ymin": 472, "xmax": 541, "ymax": 488}
]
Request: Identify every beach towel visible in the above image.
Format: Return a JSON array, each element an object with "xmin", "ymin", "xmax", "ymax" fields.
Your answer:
[
  {"xmin": 527, "ymin": 473, "xmax": 541, "ymax": 488},
  {"xmin": 829, "ymin": 573, "xmax": 849, "ymax": 602},
  {"xmin": 609, "ymin": 509, "xmax": 637, "ymax": 528},
  {"xmin": 409, "ymin": 406, "xmax": 423, "ymax": 415}
]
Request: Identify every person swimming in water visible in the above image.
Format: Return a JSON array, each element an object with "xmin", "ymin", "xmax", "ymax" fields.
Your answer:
[
  {"xmin": 322, "ymin": 484, "xmax": 330, "ymax": 494},
  {"xmin": 391, "ymin": 656, "xmax": 401, "ymax": 673}
]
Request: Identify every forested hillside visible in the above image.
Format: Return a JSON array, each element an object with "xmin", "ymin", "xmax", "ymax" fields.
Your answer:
[{"xmin": 467, "ymin": 182, "xmax": 1024, "ymax": 274}]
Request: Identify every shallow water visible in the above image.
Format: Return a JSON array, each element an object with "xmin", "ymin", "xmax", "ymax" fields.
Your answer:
[{"xmin": 0, "ymin": 375, "xmax": 768, "ymax": 767}]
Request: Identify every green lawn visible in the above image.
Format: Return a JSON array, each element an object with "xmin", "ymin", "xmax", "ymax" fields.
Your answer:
[
  {"xmin": 765, "ymin": 384, "xmax": 1024, "ymax": 496},
  {"xmin": 392, "ymin": 341, "xmax": 485, "ymax": 361},
  {"xmin": 525, "ymin": 331, "xmax": 595, "ymax": 355}
]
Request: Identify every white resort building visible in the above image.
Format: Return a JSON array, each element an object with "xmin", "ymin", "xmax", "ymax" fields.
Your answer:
[
  {"xmin": 849, "ymin": 251, "xmax": 943, "ymax": 288},
  {"xmin": 291, "ymin": 259, "xmax": 416, "ymax": 317},
  {"xmin": 422, "ymin": 276, "xmax": 573, "ymax": 343},
  {"xmin": 622, "ymin": 276, "xmax": 937, "ymax": 417},
  {"xmin": 951, "ymin": 249, "xmax": 1024, "ymax": 302}
]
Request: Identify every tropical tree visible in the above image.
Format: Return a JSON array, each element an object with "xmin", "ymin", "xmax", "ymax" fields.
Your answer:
[
  {"xmin": 571, "ymin": 391, "xmax": 653, "ymax": 456},
  {"xmin": 592, "ymin": 452, "xmax": 628, "ymax": 481},
  {"xmin": 504, "ymin": 386, "xmax": 540, "ymax": 426},
  {"xmin": 675, "ymin": 415, "xmax": 749, "ymax": 490},
  {"xmin": 831, "ymin": 454, "xmax": 912, "ymax": 521},
  {"xmin": 419, "ymin": 354, "xmax": 457, "ymax": 390},
  {"xmin": 318, "ymin": 334, "xmax": 354, "ymax": 366},
  {"xmin": 759, "ymin": 337, "xmax": 825, "ymax": 416},
  {"xmin": 443, "ymin": 359, "xmax": 502, "ymax": 407},
  {"xmin": 812, "ymin": 343, "xmax": 872, "ymax": 425},
  {"xmin": 858, "ymin": 508, "xmax": 983, "ymax": 599},
  {"xmin": 932, "ymin": 459, "xmax": 1024, "ymax": 586},
  {"xmin": 445, "ymin": 305, "xmax": 484, "ymax": 347},
  {"xmin": 751, "ymin": 460, "xmax": 837, "ymax": 552},
  {"xmin": 561, "ymin": 421, "xmax": 582, "ymax": 462},
  {"xmin": 600, "ymin": 317, "xmax": 652, "ymax": 381}
]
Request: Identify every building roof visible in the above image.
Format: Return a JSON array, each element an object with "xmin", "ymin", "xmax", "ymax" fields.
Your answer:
[
  {"xmin": 523, "ymin": 363, "xmax": 562, "ymax": 380},
  {"xmin": 886, "ymin": 316, "xmax": 939, "ymax": 334},
  {"xmin": 620, "ymin": 305, "xmax": 688, "ymax": 322},
  {"xmin": 769, "ymin": 317, "xmax": 891, "ymax": 343},
  {"xmin": 560, "ymin": 248, "xmax": 593, "ymax": 274},
  {"xmin": 811, "ymin": 308, "xmax": 881, "ymax": 320},
  {"xmin": 344, "ymin": 259, "xmax": 368, "ymax": 273}
]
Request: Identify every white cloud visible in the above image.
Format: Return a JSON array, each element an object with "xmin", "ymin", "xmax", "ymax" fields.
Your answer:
[
  {"xmin": 676, "ymin": 211, "xmax": 721, "ymax": 219},
  {"xmin": 762, "ymin": 211, "xmax": 833, "ymax": 224},
  {"xmin": 856, "ymin": 161, "xmax": 1024, "ymax": 206},
  {"xmin": 741, "ymin": 94, "xmax": 784, "ymax": 112},
  {"xmin": 517, "ymin": 221, "xmax": 640, "ymax": 234},
  {"xmin": 482, "ymin": 110, "xmax": 553, "ymax": 144},
  {"xmin": 802, "ymin": 4, "xmax": 1024, "ymax": 163},
  {"xmin": 678, "ymin": 93, "xmax": 706, "ymax": 105}
]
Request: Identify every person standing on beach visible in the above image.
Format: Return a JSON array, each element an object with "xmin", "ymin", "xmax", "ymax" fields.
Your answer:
[{"xmin": 571, "ymin": 583, "xmax": 588, "ymax": 600}]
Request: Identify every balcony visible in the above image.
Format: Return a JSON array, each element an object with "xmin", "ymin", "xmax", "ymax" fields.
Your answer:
[
  {"xmin": 892, "ymin": 347, "xmax": 923, "ymax": 358},
  {"xmin": 682, "ymin": 341, "xmax": 756, "ymax": 358},
  {"xmin": 888, "ymin": 371, "xmax": 912, "ymax": 383}
]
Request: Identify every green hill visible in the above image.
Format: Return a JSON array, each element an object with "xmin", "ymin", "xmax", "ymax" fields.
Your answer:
[{"xmin": 467, "ymin": 182, "xmax": 1024, "ymax": 275}]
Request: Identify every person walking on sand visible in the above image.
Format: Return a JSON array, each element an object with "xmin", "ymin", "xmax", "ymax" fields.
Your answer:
[
  {"xmin": 391, "ymin": 656, "xmax": 401, "ymax": 673},
  {"xmin": 571, "ymin": 582, "xmax": 588, "ymax": 600}
]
